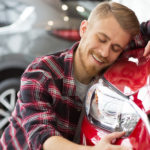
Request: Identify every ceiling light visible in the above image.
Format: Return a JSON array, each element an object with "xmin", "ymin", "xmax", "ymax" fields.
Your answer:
[
  {"xmin": 61, "ymin": 4, "xmax": 68, "ymax": 11},
  {"xmin": 76, "ymin": 6, "xmax": 85, "ymax": 13},
  {"xmin": 64, "ymin": 16, "xmax": 69, "ymax": 22},
  {"xmin": 48, "ymin": 20, "xmax": 54, "ymax": 26}
]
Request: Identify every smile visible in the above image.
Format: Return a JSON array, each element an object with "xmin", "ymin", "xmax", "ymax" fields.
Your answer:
[{"xmin": 92, "ymin": 54, "xmax": 104, "ymax": 63}]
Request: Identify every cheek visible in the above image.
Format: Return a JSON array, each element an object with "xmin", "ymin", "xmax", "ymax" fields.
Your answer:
[{"xmin": 109, "ymin": 52, "xmax": 121, "ymax": 63}]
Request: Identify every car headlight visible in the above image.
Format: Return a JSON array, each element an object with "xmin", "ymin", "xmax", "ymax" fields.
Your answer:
[{"xmin": 85, "ymin": 79, "xmax": 140, "ymax": 137}]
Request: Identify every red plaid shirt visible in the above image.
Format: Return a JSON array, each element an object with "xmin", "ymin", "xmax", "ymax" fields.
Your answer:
[
  {"xmin": 126, "ymin": 21, "xmax": 150, "ymax": 50},
  {"xmin": 0, "ymin": 43, "xmax": 83, "ymax": 150},
  {"xmin": 0, "ymin": 21, "xmax": 150, "ymax": 150}
]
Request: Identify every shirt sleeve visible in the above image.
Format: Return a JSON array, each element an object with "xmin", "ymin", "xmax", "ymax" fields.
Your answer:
[
  {"xmin": 19, "ymin": 57, "xmax": 62, "ymax": 150},
  {"xmin": 125, "ymin": 20, "xmax": 150, "ymax": 50}
]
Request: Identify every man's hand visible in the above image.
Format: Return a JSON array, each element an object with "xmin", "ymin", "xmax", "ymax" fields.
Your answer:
[
  {"xmin": 43, "ymin": 132, "xmax": 132, "ymax": 150},
  {"xmin": 144, "ymin": 41, "xmax": 150, "ymax": 57},
  {"xmin": 92, "ymin": 132, "xmax": 132, "ymax": 150}
]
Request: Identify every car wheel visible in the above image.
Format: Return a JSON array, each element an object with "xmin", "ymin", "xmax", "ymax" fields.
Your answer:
[{"xmin": 0, "ymin": 78, "xmax": 20, "ymax": 136}]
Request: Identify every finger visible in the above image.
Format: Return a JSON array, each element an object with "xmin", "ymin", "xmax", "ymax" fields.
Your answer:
[
  {"xmin": 144, "ymin": 41, "xmax": 150, "ymax": 56},
  {"xmin": 144, "ymin": 47, "xmax": 149, "ymax": 56},
  {"xmin": 109, "ymin": 144, "xmax": 132, "ymax": 150},
  {"xmin": 104, "ymin": 131, "xmax": 125, "ymax": 143}
]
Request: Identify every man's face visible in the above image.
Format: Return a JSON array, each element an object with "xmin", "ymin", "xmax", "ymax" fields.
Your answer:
[{"xmin": 76, "ymin": 16, "xmax": 131, "ymax": 81}]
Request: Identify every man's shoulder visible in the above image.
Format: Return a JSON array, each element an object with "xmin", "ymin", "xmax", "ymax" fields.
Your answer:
[
  {"xmin": 41, "ymin": 48, "xmax": 73, "ymax": 67},
  {"xmin": 24, "ymin": 42, "xmax": 79, "ymax": 80},
  {"xmin": 24, "ymin": 48, "xmax": 73, "ymax": 79},
  {"xmin": 48, "ymin": 48, "xmax": 73, "ymax": 60},
  {"xmin": 38, "ymin": 42, "xmax": 78, "ymax": 63}
]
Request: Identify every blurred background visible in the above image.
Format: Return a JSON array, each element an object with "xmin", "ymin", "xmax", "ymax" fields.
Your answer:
[
  {"xmin": 0, "ymin": 0, "xmax": 149, "ymax": 136},
  {"xmin": 113, "ymin": 0, "xmax": 150, "ymax": 23}
]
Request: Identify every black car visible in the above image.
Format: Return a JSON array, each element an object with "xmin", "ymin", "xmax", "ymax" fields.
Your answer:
[{"xmin": 0, "ymin": 0, "xmax": 104, "ymax": 135}]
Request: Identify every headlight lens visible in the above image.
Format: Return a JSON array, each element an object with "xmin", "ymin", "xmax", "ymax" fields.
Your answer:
[{"xmin": 85, "ymin": 79, "xmax": 140, "ymax": 136}]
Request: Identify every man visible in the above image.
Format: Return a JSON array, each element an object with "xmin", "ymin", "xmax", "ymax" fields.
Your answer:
[{"xmin": 0, "ymin": 2, "xmax": 150, "ymax": 150}]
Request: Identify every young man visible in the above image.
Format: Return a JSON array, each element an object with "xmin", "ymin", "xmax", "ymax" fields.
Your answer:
[{"xmin": 0, "ymin": 2, "xmax": 150, "ymax": 150}]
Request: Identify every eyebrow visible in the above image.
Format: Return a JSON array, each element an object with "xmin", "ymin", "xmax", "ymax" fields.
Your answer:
[{"xmin": 98, "ymin": 32, "xmax": 124, "ymax": 50}]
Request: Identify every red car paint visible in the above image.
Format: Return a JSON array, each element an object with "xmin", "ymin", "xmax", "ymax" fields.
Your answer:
[{"xmin": 80, "ymin": 48, "xmax": 150, "ymax": 150}]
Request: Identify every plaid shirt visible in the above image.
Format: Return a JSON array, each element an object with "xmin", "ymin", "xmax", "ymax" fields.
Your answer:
[
  {"xmin": 0, "ymin": 21, "xmax": 150, "ymax": 150},
  {"xmin": 0, "ymin": 43, "xmax": 83, "ymax": 150},
  {"xmin": 126, "ymin": 21, "xmax": 150, "ymax": 50}
]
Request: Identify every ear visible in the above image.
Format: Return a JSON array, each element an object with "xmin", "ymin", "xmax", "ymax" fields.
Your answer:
[{"xmin": 79, "ymin": 20, "xmax": 88, "ymax": 37}]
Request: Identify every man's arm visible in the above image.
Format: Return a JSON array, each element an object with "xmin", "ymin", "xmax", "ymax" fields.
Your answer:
[
  {"xmin": 126, "ymin": 20, "xmax": 150, "ymax": 56},
  {"xmin": 43, "ymin": 132, "xmax": 131, "ymax": 150},
  {"xmin": 144, "ymin": 40, "xmax": 150, "ymax": 56},
  {"xmin": 19, "ymin": 57, "xmax": 63, "ymax": 149}
]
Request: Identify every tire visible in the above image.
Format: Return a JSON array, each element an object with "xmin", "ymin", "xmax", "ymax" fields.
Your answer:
[{"xmin": 0, "ymin": 78, "xmax": 20, "ymax": 136}]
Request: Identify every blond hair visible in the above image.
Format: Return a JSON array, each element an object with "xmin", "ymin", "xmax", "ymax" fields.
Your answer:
[{"xmin": 88, "ymin": 2, "xmax": 140, "ymax": 37}]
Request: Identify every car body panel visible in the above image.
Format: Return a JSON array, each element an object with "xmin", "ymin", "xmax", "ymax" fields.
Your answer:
[{"xmin": 81, "ymin": 48, "xmax": 150, "ymax": 150}]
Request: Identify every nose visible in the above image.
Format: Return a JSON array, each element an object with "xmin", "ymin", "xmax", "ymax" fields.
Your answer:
[{"xmin": 100, "ymin": 43, "xmax": 111, "ymax": 58}]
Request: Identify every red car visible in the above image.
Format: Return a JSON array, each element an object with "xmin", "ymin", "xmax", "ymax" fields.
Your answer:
[{"xmin": 80, "ymin": 48, "xmax": 150, "ymax": 150}]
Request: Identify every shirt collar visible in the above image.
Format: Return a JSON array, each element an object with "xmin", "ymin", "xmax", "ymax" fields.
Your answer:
[{"xmin": 62, "ymin": 42, "xmax": 79, "ymax": 96}]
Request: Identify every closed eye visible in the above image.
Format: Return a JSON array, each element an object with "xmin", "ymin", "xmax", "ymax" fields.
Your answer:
[
  {"xmin": 98, "ymin": 32, "xmax": 110, "ymax": 43},
  {"xmin": 99, "ymin": 37, "xmax": 107, "ymax": 43},
  {"xmin": 111, "ymin": 44, "xmax": 123, "ymax": 53}
]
